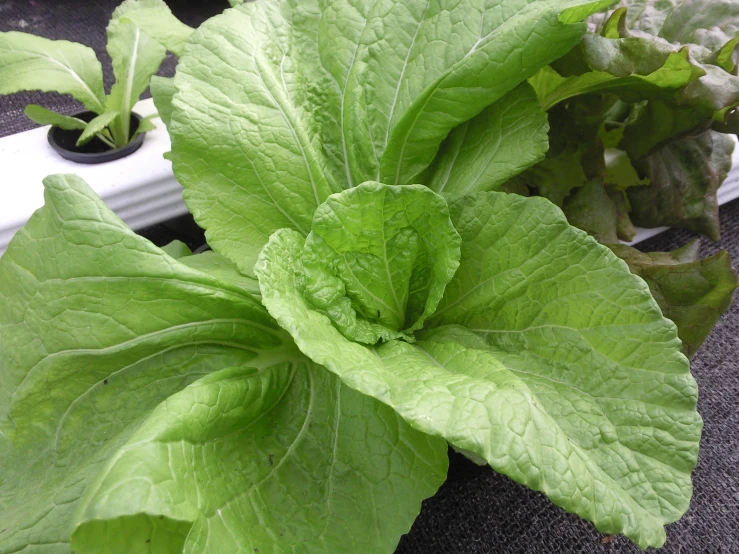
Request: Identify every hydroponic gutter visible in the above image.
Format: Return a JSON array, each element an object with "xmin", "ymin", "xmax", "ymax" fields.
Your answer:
[
  {"xmin": 0, "ymin": 98, "xmax": 187, "ymax": 254},
  {"xmin": 0, "ymin": 98, "xmax": 738, "ymax": 253}
]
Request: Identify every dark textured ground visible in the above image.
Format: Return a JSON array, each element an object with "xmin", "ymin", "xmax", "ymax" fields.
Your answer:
[{"xmin": 1, "ymin": 1, "xmax": 737, "ymax": 552}]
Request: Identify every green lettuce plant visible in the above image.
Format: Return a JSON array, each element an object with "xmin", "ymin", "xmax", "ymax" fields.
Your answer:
[
  {"xmin": 0, "ymin": 0, "xmax": 192, "ymax": 149},
  {"xmin": 0, "ymin": 0, "xmax": 719, "ymax": 552},
  {"xmin": 505, "ymin": 0, "xmax": 739, "ymax": 354}
]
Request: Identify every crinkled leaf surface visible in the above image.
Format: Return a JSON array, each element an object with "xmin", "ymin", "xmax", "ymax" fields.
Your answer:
[
  {"xmin": 586, "ymin": 2, "xmax": 739, "ymax": 147},
  {"xmin": 0, "ymin": 175, "xmax": 286, "ymax": 553},
  {"xmin": 618, "ymin": 98, "xmax": 709, "ymax": 160},
  {"xmin": 0, "ymin": 32, "xmax": 106, "ymax": 112},
  {"xmin": 360, "ymin": 0, "xmax": 614, "ymax": 186},
  {"xmin": 169, "ymin": 0, "xmax": 340, "ymax": 275},
  {"xmin": 169, "ymin": 0, "xmax": 613, "ymax": 275},
  {"xmin": 300, "ymin": 183, "xmax": 460, "ymax": 341},
  {"xmin": 589, "ymin": 0, "xmax": 739, "ymax": 49},
  {"xmin": 111, "ymin": 0, "xmax": 194, "ymax": 56},
  {"xmin": 427, "ymin": 83, "xmax": 549, "ymax": 196},
  {"xmin": 658, "ymin": 0, "xmax": 739, "ymax": 50},
  {"xmin": 627, "ymin": 129, "xmax": 734, "ymax": 240},
  {"xmin": 610, "ymin": 241, "xmax": 739, "ymax": 357},
  {"xmin": 255, "ymin": 189, "xmax": 701, "ymax": 549},
  {"xmin": 106, "ymin": 20, "xmax": 167, "ymax": 143},
  {"xmin": 72, "ymin": 363, "xmax": 448, "ymax": 554}
]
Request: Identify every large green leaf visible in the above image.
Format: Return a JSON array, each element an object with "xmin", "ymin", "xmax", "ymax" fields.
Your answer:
[
  {"xmin": 255, "ymin": 189, "xmax": 701, "ymax": 549},
  {"xmin": 301, "ymin": 183, "xmax": 460, "ymax": 341},
  {"xmin": 0, "ymin": 175, "xmax": 286, "ymax": 554},
  {"xmin": 359, "ymin": 0, "xmax": 615, "ymax": 186},
  {"xmin": 0, "ymin": 32, "xmax": 106, "ymax": 112},
  {"xmin": 111, "ymin": 0, "xmax": 195, "ymax": 56},
  {"xmin": 427, "ymin": 83, "xmax": 549, "ymax": 195},
  {"xmin": 72, "ymin": 363, "xmax": 448, "ymax": 554},
  {"xmin": 169, "ymin": 0, "xmax": 613, "ymax": 275},
  {"xmin": 610, "ymin": 241, "xmax": 739, "ymax": 357},
  {"xmin": 106, "ymin": 20, "xmax": 167, "ymax": 145},
  {"xmin": 169, "ymin": 0, "xmax": 341, "ymax": 275},
  {"xmin": 627, "ymin": 129, "xmax": 734, "ymax": 240}
]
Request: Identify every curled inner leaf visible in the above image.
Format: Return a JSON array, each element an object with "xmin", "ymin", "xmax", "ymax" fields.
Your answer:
[{"xmin": 299, "ymin": 182, "xmax": 461, "ymax": 343}]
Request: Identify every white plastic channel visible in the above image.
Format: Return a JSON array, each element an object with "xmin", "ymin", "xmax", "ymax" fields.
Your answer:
[
  {"xmin": 0, "ymin": 98, "xmax": 187, "ymax": 253},
  {"xmin": 1, "ymin": 99, "xmax": 738, "ymax": 253}
]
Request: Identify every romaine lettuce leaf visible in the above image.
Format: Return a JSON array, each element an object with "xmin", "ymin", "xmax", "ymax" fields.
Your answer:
[
  {"xmin": 72, "ymin": 363, "xmax": 447, "ymax": 554},
  {"xmin": 0, "ymin": 175, "xmax": 287, "ymax": 553},
  {"xmin": 427, "ymin": 83, "xmax": 549, "ymax": 196},
  {"xmin": 255, "ymin": 184, "xmax": 701, "ymax": 549},
  {"xmin": 169, "ymin": 0, "xmax": 616, "ymax": 275}
]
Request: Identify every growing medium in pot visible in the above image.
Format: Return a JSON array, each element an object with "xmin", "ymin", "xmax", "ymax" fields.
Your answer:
[
  {"xmin": 1, "ymin": 0, "xmax": 735, "ymax": 552},
  {"xmin": 46, "ymin": 110, "xmax": 147, "ymax": 164}
]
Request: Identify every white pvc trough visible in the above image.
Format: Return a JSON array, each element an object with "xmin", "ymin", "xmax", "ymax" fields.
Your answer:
[{"xmin": 1, "ymin": 97, "xmax": 738, "ymax": 254}]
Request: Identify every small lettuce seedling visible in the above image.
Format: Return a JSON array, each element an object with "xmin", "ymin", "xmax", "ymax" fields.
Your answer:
[{"xmin": 0, "ymin": 0, "xmax": 193, "ymax": 149}]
